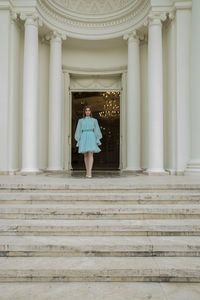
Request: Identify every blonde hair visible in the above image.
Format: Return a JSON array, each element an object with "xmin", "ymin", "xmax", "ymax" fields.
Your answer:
[{"xmin": 83, "ymin": 105, "xmax": 93, "ymax": 118}]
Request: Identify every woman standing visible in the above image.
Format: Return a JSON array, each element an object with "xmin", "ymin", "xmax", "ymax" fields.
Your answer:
[{"xmin": 74, "ymin": 106, "xmax": 102, "ymax": 178}]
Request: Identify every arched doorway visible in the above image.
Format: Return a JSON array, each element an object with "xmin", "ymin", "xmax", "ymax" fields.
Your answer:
[{"xmin": 71, "ymin": 91, "xmax": 120, "ymax": 170}]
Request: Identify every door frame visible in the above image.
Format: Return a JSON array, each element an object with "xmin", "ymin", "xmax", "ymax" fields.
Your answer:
[{"xmin": 63, "ymin": 71, "xmax": 127, "ymax": 171}]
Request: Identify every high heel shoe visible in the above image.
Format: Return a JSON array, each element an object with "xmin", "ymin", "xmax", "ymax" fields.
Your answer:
[{"xmin": 86, "ymin": 174, "xmax": 92, "ymax": 178}]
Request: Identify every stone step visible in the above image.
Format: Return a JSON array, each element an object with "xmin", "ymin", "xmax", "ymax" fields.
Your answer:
[
  {"xmin": 0, "ymin": 256, "xmax": 200, "ymax": 282},
  {"xmin": 0, "ymin": 282, "xmax": 200, "ymax": 300},
  {"xmin": 1, "ymin": 181, "xmax": 200, "ymax": 191},
  {"xmin": 0, "ymin": 236, "xmax": 200, "ymax": 257},
  {"xmin": 0, "ymin": 219, "xmax": 200, "ymax": 236},
  {"xmin": 1, "ymin": 191, "xmax": 200, "ymax": 204},
  {"xmin": 0, "ymin": 204, "xmax": 200, "ymax": 219}
]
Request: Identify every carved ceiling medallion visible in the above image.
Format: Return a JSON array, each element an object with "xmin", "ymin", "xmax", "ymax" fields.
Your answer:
[{"xmin": 51, "ymin": 0, "xmax": 136, "ymax": 15}]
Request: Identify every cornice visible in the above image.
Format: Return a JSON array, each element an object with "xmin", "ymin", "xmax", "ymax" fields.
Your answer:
[
  {"xmin": 173, "ymin": 0, "xmax": 192, "ymax": 10},
  {"xmin": 0, "ymin": 0, "xmax": 13, "ymax": 10}
]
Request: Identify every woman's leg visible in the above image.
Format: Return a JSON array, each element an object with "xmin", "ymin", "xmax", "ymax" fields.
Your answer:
[
  {"xmin": 88, "ymin": 152, "xmax": 94, "ymax": 176},
  {"xmin": 84, "ymin": 152, "xmax": 89, "ymax": 175}
]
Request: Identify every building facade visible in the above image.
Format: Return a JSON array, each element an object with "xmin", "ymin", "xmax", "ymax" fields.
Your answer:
[{"xmin": 0, "ymin": 0, "xmax": 200, "ymax": 175}]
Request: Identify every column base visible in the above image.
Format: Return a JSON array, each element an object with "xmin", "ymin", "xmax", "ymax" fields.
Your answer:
[
  {"xmin": 44, "ymin": 169, "xmax": 65, "ymax": 174},
  {"xmin": 0, "ymin": 171, "xmax": 9, "ymax": 175},
  {"xmin": 143, "ymin": 169, "xmax": 169, "ymax": 176},
  {"xmin": 184, "ymin": 159, "xmax": 200, "ymax": 175},
  {"xmin": 46, "ymin": 168, "xmax": 64, "ymax": 172},
  {"xmin": 122, "ymin": 168, "xmax": 143, "ymax": 175},
  {"xmin": 8, "ymin": 169, "xmax": 20, "ymax": 175},
  {"xmin": 165, "ymin": 169, "xmax": 176, "ymax": 175},
  {"xmin": 176, "ymin": 171, "xmax": 185, "ymax": 176},
  {"xmin": 18, "ymin": 168, "xmax": 43, "ymax": 176}
]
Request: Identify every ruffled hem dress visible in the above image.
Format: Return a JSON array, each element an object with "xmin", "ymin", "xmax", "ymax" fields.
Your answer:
[{"xmin": 74, "ymin": 116, "xmax": 103, "ymax": 153}]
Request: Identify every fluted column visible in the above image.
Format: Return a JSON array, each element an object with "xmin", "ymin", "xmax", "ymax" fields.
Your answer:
[
  {"xmin": 20, "ymin": 15, "xmax": 41, "ymax": 173},
  {"xmin": 185, "ymin": 0, "xmax": 200, "ymax": 175},
  {"xmin": 47, "ymin": 32, "xmax": 66, "ymax": 170},
  {"xmin": 145, "ymin": 13, "xmax": 168, "ymax": 175},
  {"xmin": 123, "ymin": 31, "xmax": 141, "ymax": 171}
]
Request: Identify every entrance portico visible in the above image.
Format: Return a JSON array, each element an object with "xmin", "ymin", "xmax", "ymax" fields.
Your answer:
[{"xmin": 0, "ymin": 0, "xmax": 199, "ymax": 176}]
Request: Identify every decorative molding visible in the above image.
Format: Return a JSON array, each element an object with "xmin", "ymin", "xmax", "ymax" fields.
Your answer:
[
  {"xmin": 62, "ymin": 65, "xmax": 127, "ymax": 75},
  {"xmin": 36, "ymin": 0, "xmax": 151, "ymax": 39},
  {"xmin": 5, "ymin": 0, "xmax": 184, "ymax": 39},
  {"xmin": 51, "ymin": 0, "xmax": 135, "ymax": 15},
  {"xmin": 70, "ymin": 75, "xmax": 122, "ymax": 91}
]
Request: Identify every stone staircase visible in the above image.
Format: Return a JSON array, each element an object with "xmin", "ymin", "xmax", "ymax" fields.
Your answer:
[{"xmin": 0, "ymin": 182, "xmax": 200, "ymax": 283}]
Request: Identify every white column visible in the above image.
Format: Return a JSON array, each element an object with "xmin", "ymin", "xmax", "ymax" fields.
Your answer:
[
  {"xmin": 145, "ymin": 13, "xmax": 167, "ymax": 174},
  {"xmin": 8, "ymin": 13, "xmax": 19, "ymax": 174},
  {"xmin": 0, "ymin": 10, "xmax": 10, "ymax": 172},
  {"xmin": 185, "ymin": 0, "xmax": 200, "ymax": 175},
  {"xmin": 165, "ymin": 12, "xmax": 177, "ymax": 174},
  {"xmin": 47, "ymin": 32, "xmax": 65, "ymax": 170},
  {"xmin": 21, "ymin": 16, "xmax": 39, "ymax": 173},
  {"xmin": 123, "ymin": 31, "xmax": 141, "ymax": 171}
]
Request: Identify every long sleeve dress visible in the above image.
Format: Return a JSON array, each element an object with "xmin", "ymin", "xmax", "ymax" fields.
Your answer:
[{"xmin": 74, "ymin": 116, "xmax": 103, "ymax": 153}]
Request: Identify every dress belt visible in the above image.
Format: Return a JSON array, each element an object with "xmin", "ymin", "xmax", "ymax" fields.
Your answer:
[{"xmin": 82, "ymin": 129, "xmax": 94, "ymax": 132}]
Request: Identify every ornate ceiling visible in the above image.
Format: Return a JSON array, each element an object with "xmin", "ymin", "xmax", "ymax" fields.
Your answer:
[
  {"xmin": 50, "ymin": 0, "xmax": 136, "ymax": 15},
  {"xmin": 37, "ymin": 0, "xmax": 151, "ymax": 39}
]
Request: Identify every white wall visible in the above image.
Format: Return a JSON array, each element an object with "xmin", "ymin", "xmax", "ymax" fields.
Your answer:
[
  {"xmin": 176, "ymin": 9, "xmax": 192, "ymax": 173},
  {"xmin": 62, "ymin": 40, "xmax": 127, "ymax": 71}
]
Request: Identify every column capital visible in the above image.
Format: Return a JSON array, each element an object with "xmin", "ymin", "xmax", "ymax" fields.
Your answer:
[
  {"xmin": 10, "ymin": 11, "xmax": 18, "ymax": 24},
  {"xmin": 144, "ymin": 12, "xmax": 167, "ymax": 27},
  {"xmin": 169, "ymin": 9, "xmax": 176, "ymax": 21},
  {"xmin": 20, "ymin": 13, "xmax": 43, "ymax": 27},
  {"xmin": 123, "ymin": 30, "xmax": 141, "ymax": 44},
  {"xmin": 45, "ymin": 31, "xmax": 67, "ymax": 42}
]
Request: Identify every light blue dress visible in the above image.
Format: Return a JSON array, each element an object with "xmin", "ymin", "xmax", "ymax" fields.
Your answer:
[{"xmin": 74, "ymin": 116, "xmax": 103, "ymax": 153}]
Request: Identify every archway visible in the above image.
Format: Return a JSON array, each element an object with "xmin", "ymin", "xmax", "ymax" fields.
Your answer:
[{"xmin": 71, "ymin": 91, "xmax": 120, "ymax": 170}]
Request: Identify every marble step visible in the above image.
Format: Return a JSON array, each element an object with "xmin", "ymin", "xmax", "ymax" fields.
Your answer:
[
  {"xmin": 0, "ymin": 256, "xmax": 200, "ymax": 282},
  {"xmin": 0, "ymin": 204, "xmax": 200, "ymax": 219},
  {"xmin": 0, "ymin": 282, "xmax": 200, "ymax": 300},
  {"xmin": 1, "ymin": 191, "xmax": 200, "ymax": 204},
  {"xmin": 1, "ymin": 219, "xmax": 200, "ymax": 236},
  {"xmin": 0, "ymin": 236, "xmax": 200, "ymax": 257},
  {"xmin": 1, "ymin": 181, "xmax": 200, "ymax": 191}
]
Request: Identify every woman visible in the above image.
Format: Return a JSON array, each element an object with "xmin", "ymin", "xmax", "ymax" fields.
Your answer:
[{"xmin": 74, "ymin": 106, "xmax": 102, "ymax": 178}]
